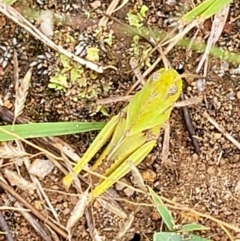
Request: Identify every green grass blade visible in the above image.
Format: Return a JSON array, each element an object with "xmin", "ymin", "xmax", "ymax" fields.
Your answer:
[
  {"xmin": 181, "ymin": 0, "xmax": 232, "ymax": 24},
  {"xmin": 2, "ymin": 0, "xmax": 18, "ymax": 5},
  {"xmin": 154, "ymin": 232, "xmax": 182, "ymax": 241},
  {"xmin": 122, "ymin": 24, "xmax": 240, "ymax": 65},
  {"xmin": 184, "ymin": 235, "xmax": 211, "ymax": 241},
  {"xmin": 154, "ymin": 232, "xmax": 210, "ymax": 241},
  {"xmin": 148, "ymin": 186, "xmax": 175, "ymax": 231},
  {"xmin": 0, "ymin": 122, "xmax": 105, "ymax": 141},
  {"xmin": 179, "ymin": 224, "xmax": 209, "ymax": 232}
]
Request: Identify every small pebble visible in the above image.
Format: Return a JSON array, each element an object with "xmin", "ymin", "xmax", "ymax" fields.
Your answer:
[
  {"xmin": 141, "ymin": 169, "xmax": 156, "ymax": 183},
  {"xmin": 151, "ymin": 211, "xmax": 160, "ymax": 221},
  {"xmin": 207, "ymin": 166, "xmax": 216, "ymax": 175},
  {"xmin": 234, "ymin": 180, "xmax": 240, "ymax": 192},
  {"xmin": 123, "ymin": 187, "xmax": 135, "ymax": 197},
  {"xmin": 63, "ymin": 208, "xmax": 71, "ymax": 215},
  {"xmin": 237, "ymin": 91, "xmax": 240, "ymax": 99},
  {"xmin": 21, "ymin": 227, "xmax": 29, "ymax": 236}
]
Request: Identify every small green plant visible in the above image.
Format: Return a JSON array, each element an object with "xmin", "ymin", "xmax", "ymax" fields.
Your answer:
[
  {"xmin": 48, "ymin": 54, "xmax": 87, "ymax": 91},
  {"xmin": 127, "ymin": 5, "xmax": 149, "ymax": 29},
  {"xmin": 127, "ymin": 4, "xmax": 152, "ymax": 67},
  {"xmin": 148, "ymin": 187, "xmax": 210, "ymax": 241}
]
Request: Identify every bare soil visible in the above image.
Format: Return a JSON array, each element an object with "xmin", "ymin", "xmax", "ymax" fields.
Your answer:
[{"xmin": 1, "ymin": 0, "xmax": 240, "ymax": 241}]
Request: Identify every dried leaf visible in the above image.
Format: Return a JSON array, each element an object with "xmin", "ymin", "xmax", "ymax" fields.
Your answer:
[
  {"xmin": 97, "ymin": 198, "xmax": 127, "ymax": 219},
  {"xmin": 116, "ymin": 212, "xmax": 135, "ymax": 239},
  {"xmin": 0, "ymin": 142, "xmax": 29, "ymax": 159},
  {"xmin": 28, "ymin": 158, "xmax": 54, "ymax": 179},
  {"xmin": 66, "ymin": 189, "xmax": 88, "ymax": 231},
  {"xmin": 128, "ymin": 161, "xmax": 147, "ymax": 192},
  {"xmin": 4, "ymin": 169, "xmax": 36, "ymax": 191},
  {"xmin": 13, "ymin": 50, "xmax": 19, "ymax": 87},
  {"xmin": 14, "ymin": 68, "xmax": 32, "ymax": 124}
]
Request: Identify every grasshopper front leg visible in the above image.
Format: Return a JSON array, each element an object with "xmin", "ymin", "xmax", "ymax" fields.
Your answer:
[{"xmin": 62, "ymin": 115, "xmax": 119, "ymax": 189}]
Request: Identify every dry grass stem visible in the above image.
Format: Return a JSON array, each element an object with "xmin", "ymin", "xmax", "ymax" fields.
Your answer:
[
  {"xmin": 14, "ymin": 202, "xmax": 54, "ymax": 241},
  {"xmin": 129, "ymin": 161, "xmax": 147, "ymax": 192},
  {"xmin": 66, "ymin": 189, "xmax": 88, "ymax": 231},
  {"xmin": 98, "ymin": 0, "xmax": 121, "ymax": 27},
  {"xmin": 196, "ymin": 4, "xmax": 230, "ymax": 75},
  {"xmin": 0, "ymin": 211, "xmax": 14, "ymax": 241},
  {"xmin": 116, "ymin": 212, "xmax": 135, "ymax": 239},
  {"xmin": 97, "ymin": 197, "xmax": 127, "ymax": 219},
  {"xmin": 97, "ymin": 95, "xmax": 133, "ymax": 105},
  {"xmin": 16, "ymin": 141, "xmax": 60, "ymax": 223},
  {"xmin": 161, "ymin": 121, "xmax": 170, "ymax": 163},
  {"xmin": 0, "ymin": 180, "xmax": 68, "ymax": 238}
]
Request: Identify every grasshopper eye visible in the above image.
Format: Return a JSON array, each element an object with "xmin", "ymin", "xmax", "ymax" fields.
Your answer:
[
  {"xmin": 168, "ymin": 84, "xmax": 178, "ymax": 95},
  {"xmin": 150, "ymin": 71, "xmax": 161, "ymax": 81}
]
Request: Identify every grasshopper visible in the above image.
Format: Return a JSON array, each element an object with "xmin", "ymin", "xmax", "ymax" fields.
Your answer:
[{"xmin": 63, "ymin": 68, "xmax": 182, "ymax": 200}]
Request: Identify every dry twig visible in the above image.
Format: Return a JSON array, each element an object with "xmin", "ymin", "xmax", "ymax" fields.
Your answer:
[
  {"xmin": 98, "ymin": 0, "xmax": 122, "ymax": 27},
  {"xmin": 14, "ymin": 202, "xmax": 53, "ymax": 241},
  {"xmin": 0, "ymin": 179, "xmax": 68, "ymax": 238},
  {"xmin": 180, "ymin": 93, "xmax": 200, "ymax": 154}
]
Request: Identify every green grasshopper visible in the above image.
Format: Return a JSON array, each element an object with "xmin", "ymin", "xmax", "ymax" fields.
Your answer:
[{"xmin": 63, "ymin": 68, "xmax": 182, "ymax": 200}]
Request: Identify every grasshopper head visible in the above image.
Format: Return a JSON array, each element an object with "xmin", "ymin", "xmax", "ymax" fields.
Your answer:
[{"xmin": 149, "ymin": 68, "xmax": 182, "ymax": 102}]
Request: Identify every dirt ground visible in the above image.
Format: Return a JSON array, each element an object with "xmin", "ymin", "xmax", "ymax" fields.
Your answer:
[{"xmin": 1, "ymin": 0, "xmax": 240, "ymax": 241}]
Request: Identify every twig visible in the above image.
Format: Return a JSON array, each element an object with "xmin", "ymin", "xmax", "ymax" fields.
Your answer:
[
  {"xmin": 196, "ymin": 4, "xmax": 230, "ymax": 75},
  {"xmin": 203, "ymin": 111, "xmax": 240, "ymax": 150},
  {"xmin": 0, "ymin": 211, "xmax": 14, "ymax": 241},
  {"xmin": 16, "ymin": 141, "xmax": 60, "ymax": 223},
  {"xmin": 97, "ymin": 95, "xmax": 133, "ymax": 105},
  {"xmin": 97, "ymin": 94, "xmax": 203, "ymax": 107},
  {"xmin": 112, "ymin": 195, "xmax": 240, "ymax": 234},
  {"xmin": 180, "ymin": 93, "xmax": 200, "ymax": 154},
  {"xmin": 125, "ymin": 58, "xmax": 146, "ymax": 95},
  {"xmin": 161, "ymin": 121, "xmax": 170, "ymax": 162},
  {"xmin": 0, "ymin": 180, "xmax": 68, "ymax": 238}
]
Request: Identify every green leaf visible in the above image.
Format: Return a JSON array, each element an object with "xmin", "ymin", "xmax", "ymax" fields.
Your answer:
[
  {"xmin": 179, "ymin": 224, "xmax": 209, "ymax": 232},
  {"xmin": 70, "ymin": 68, "xmax": 82, "ymax": 83},
  {"xmin": 49, "ymin": 74, "xmax": 68, "ymax": 88},
  {"xmin": 181, "ymin": 0, "xmax": 232, "ymax": 24},
  {"xmin": 148, "ymin": 186, "xmax": 175, "ymax": 231},
  {"xmin": 86, "ymin": 47, "xmax": 100, "ymax": 62},
  {"xmin": 140, "ymin": 5, "xmax": 149, "ymax": 18},
  {"xmin": 60, "ymin": 54, "xmax": 71, "ymax": 68},
  {"xmin": 154, "ymin": 233, "xmax": 210, "ymax": 241},
  {"xmin": 154, "ymin": 232, "xmax": 182, "ymax": 241},
  {"xmin": 0, "ymin": 122, "xmax": 105, "ymax": 141},
  {"xmin": 127, "ymin": 13, "xmax": 142, "ymax": 28},
  {"xmin": 185, "ymin": 235, "xmax": 211, "ymax": 241}
]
